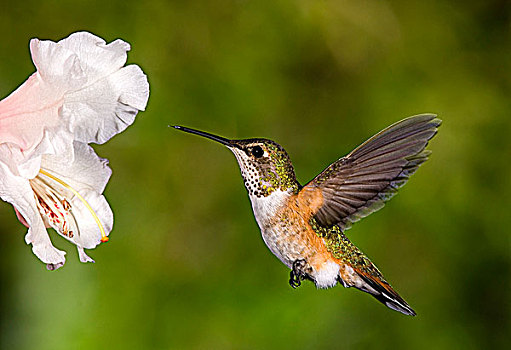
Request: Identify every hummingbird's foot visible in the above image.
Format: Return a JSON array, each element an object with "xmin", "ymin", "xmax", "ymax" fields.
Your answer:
[
  {"xmin": 289, "ymin": 259, "xmax": 308, "ymax": 289},
  {"xmin": 289, "ymin": 270, "xmax": 302, "ymax": 288}
]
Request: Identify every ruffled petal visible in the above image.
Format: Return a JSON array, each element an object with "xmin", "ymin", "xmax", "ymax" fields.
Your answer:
[
  {"xmin": 0, "ymin": 34, "xmax": 85, "ymax": 152},
  {"xmin": 55, "ymin": 32, "xmax": 130, "ymax": 83},
  {"xmin": 42, "ymin": 141, "xmax": 111, "ymax": 192},
  {"xmin": 0, "ymin": 31, "xmax": 148, "ymax": 164},
  {"xmin": 0, "ymin": 128, "xmax": 74, "ymax": 180},
  {"xmin": 40, "ymin": 142, "xmax": 113, "ymax": 249},
  {"xmin": 30, "ymin": 36, "xmax": 87, "ymax": 91},
  {"xmin": 63, "ymin": 64, "xmax": 149, "ymax": 144},
  {"xmin": 0, "ymin": 161, "xmax": 66, "ymax": 267},
  {"xmin": 35, "ymin": 31, "xmax": 149, "ymax": 144}
]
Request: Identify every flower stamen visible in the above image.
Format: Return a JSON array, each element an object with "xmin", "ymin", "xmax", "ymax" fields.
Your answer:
[
  {"xmin": 37, "ymin": 169, "xmax": 109, "ymax": 243},
  {"xmin": 30, "ymin": 177, "xmax": 77, "ymax": 238}
]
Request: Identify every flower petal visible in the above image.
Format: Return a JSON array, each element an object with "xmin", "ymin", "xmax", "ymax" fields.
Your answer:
[
  {"xmin": 0, "ymin": 34, "xmax": 88, "ymax": 152},
  {"xmin": 0, "ymin": 31, "xmax": 148, "ymax": 161},
  {"xmin": 0, "ymin": 74, "xmax": 62, "ymax": 152},
  {"xmin": 47, "ymin": 262, "xmax": 65, "ymax": 271},
  {"xmin": 35, "ymin": 31, "xmax": 149, "ymax": 144},
  {"xmin": 54, "ymin": 32, "xmax": 131, "ymax": 83},
  {"xmin": 77, "ymin": 246, "xmax": 95, "ymax": 263},
  {"xmin": 42, "ymin": 141, "xmax": 111, "ymax": 192},
  {"xmin": 14, "ymin": 207, "xmax": 29, "ymax": 228},
  {"xmin": 0, "ymin": 128, "xmax": 74, "ymax": 181},
  {"xmin": 40, "ymin": 142, "xmax": 113, "ymax": 249},
  {"xmin": 69, "ymin": 187, "xmax": 113, "ymax": 249},
  {"xmin": 30, "ymin": 36, "xmax": 87, "ymax": 91},
  {"xmin": 63, "ymin": 64, "xmax": 149, "ymax": 144},
  {"xmin": 0, "ymin": 161, "xmax": 66, "ymax": 266}
]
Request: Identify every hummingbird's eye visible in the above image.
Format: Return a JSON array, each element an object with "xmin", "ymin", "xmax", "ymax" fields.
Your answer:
[{"xmin": 251, "ymin": 146, "xmax": 264, "ymax": 158}]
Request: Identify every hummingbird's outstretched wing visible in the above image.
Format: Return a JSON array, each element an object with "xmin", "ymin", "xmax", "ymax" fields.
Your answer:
[{"xmin": 303, "ymin": 114, "xmax": 441, "ymax": 230}]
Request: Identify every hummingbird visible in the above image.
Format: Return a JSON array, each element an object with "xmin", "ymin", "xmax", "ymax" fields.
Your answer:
[{"xmin": 173, "ymin": 114, "xmax": 441, "ymax": 316}]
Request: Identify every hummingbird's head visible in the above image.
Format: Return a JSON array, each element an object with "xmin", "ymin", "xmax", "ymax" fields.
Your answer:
[{"xmin": 173, "ymin": 126, "xmax": 300, "ymax": 197}]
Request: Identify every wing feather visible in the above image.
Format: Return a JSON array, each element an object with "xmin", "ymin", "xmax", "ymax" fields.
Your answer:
[{"xmin": 304, "ymin": 114, "xmax": 441, "ymax": 230}]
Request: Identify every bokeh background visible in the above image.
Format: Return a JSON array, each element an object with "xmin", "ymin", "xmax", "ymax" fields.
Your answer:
[{"xmin": 1, "ymin": 1, "xmax": 510, "ymax": 349}]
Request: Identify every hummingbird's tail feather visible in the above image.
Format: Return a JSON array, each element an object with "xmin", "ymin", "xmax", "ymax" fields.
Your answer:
[
  {"xmin": 331, "ymin": 231, "xmax": 416, "ymax": 316},
  {"xmin": 353, "ymin": 270, "xmax": 416, "ymax": 316}
]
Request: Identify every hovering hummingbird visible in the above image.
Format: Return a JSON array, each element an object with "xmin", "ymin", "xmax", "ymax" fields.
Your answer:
[{"xmin": 173, "ymin": 114, "xmax": 441, "ymax": 316}]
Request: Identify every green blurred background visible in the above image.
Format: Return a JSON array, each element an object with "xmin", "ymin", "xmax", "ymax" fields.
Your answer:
[{"xmin": 1, "ymin": 0, "xmax": 510, "ymax": 349}]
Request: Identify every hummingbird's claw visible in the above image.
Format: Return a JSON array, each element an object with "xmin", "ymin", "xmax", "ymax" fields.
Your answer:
[
  {"xmin": 289, "ymin": 259, "xmax": 309, "ymax": 289},
  {"xmin": 289, "ymin": 271, "xmax": 302, "ymax": 288}
]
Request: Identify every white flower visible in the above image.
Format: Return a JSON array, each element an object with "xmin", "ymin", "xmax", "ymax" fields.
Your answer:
[
  {"xmin": 0, "ymin": 32, "xmax": 149, "ymax": 269},
  {"xmin": 1, "ymin": 143, "xmax": 114, "ymax": 269}
]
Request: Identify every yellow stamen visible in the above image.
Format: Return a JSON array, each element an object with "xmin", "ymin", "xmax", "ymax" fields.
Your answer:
[{"xmin": 38, "ymin": 169, "xmax": 109, "ymax": 243}]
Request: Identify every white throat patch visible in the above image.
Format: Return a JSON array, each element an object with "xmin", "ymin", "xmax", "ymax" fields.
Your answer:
[{"xmin": 249, "ymin": 190, "xmax": 291, "ymax": 228}]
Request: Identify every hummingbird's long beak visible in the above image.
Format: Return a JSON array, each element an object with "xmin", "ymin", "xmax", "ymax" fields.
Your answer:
[{"xmin": 172, "ymin": 125, "xmax": 233, "ymax": 147}]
